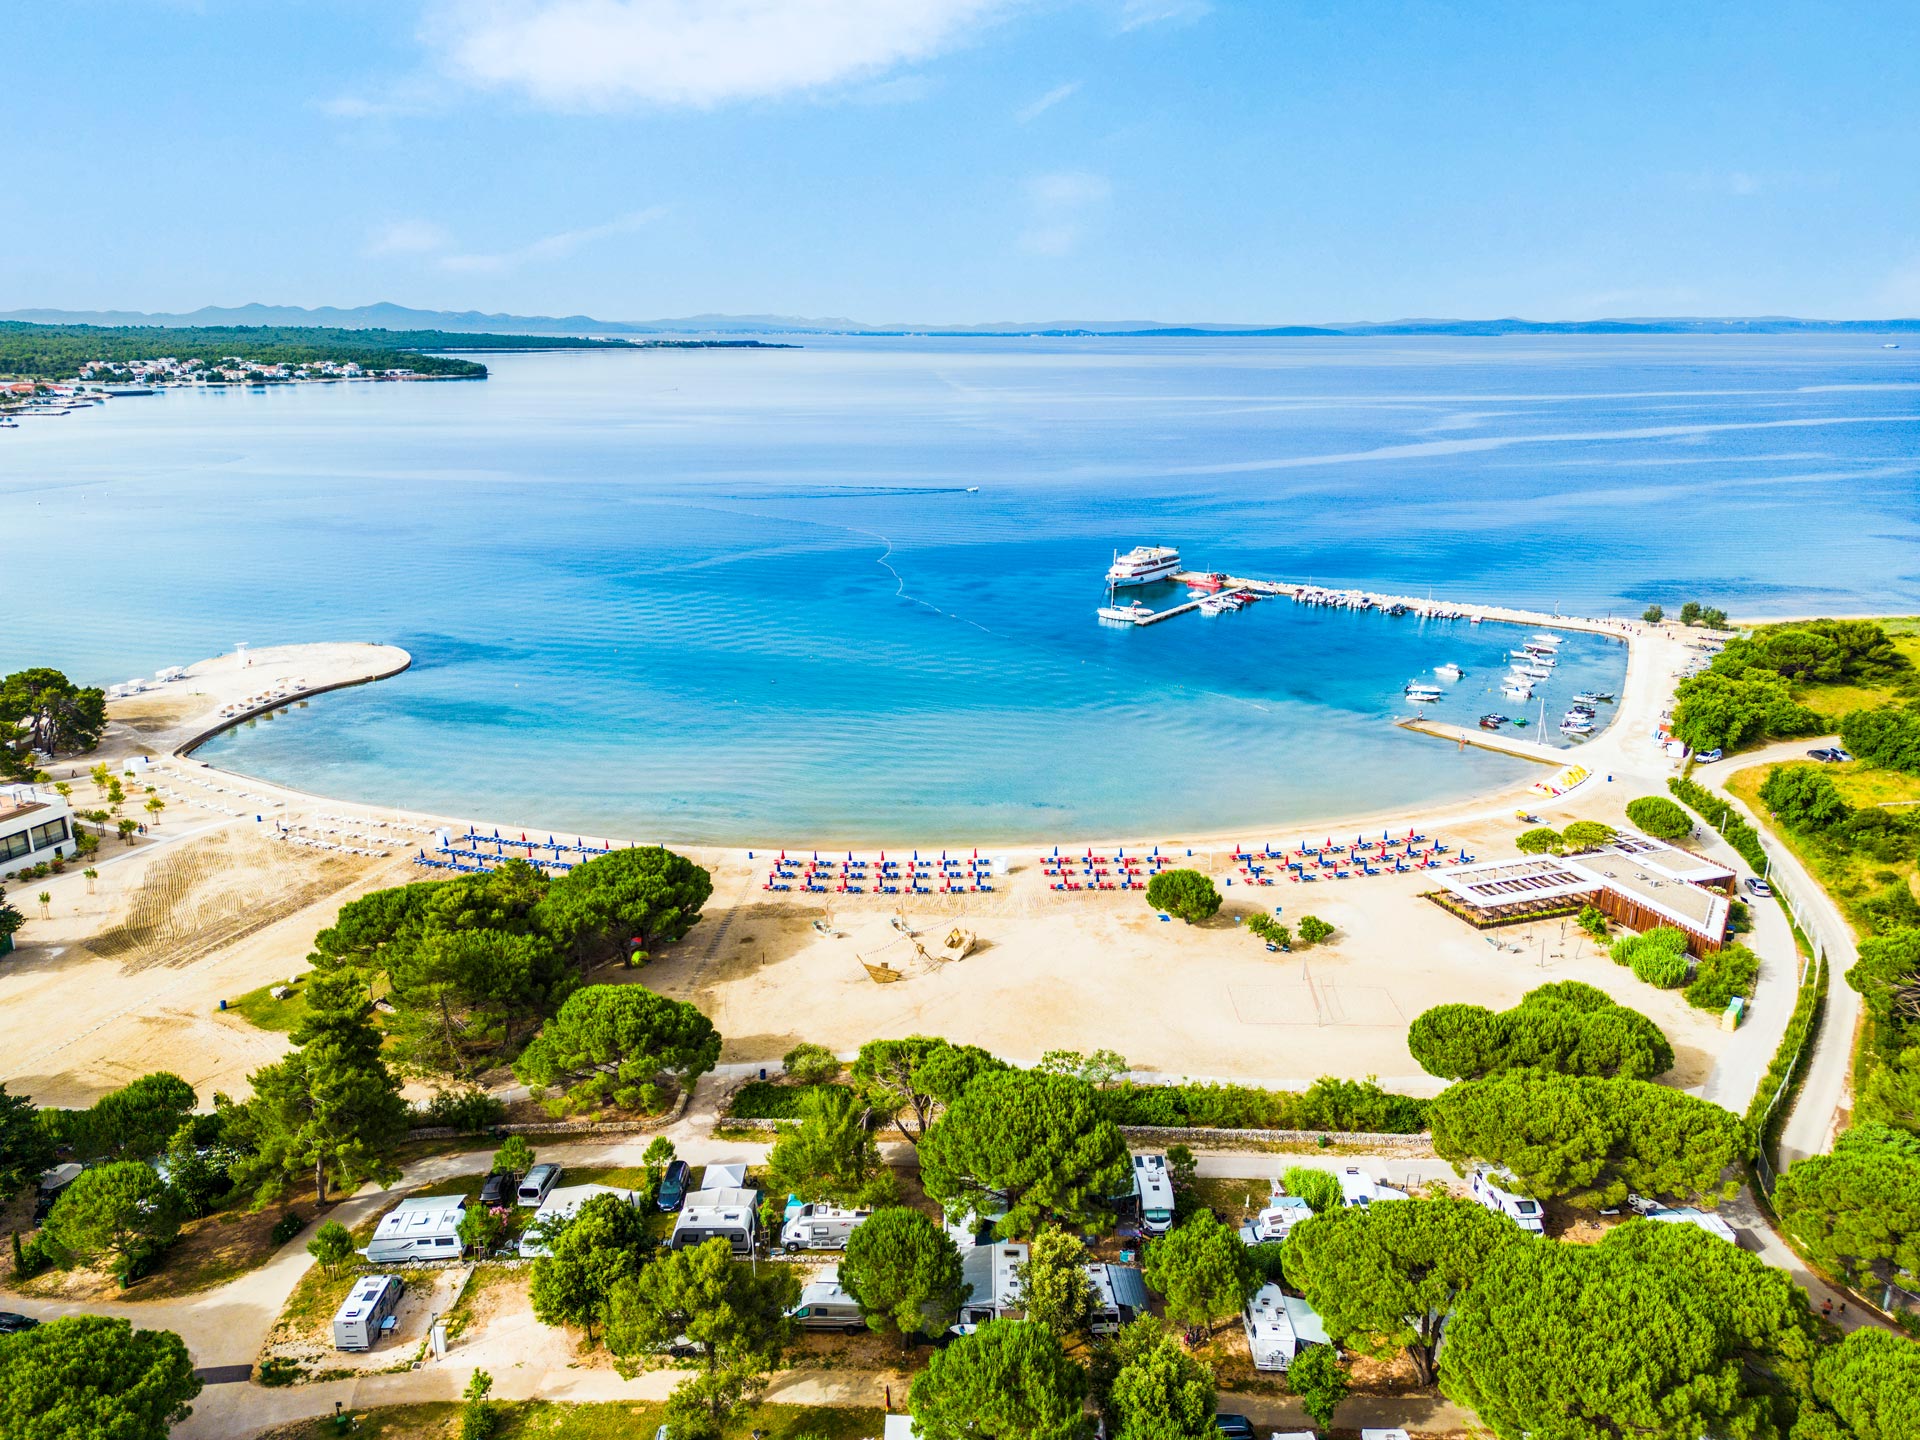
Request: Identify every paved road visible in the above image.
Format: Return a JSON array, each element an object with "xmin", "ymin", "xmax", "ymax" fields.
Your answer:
[{"xmin": 1699, "ymin": 741, "xmax": 1862, "ymax": 1164}]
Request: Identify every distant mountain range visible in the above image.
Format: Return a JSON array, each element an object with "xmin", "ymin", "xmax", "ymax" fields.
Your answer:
[{"xmin": 4, "ymin": 301, "xmax": 1918, "ymax": 339}]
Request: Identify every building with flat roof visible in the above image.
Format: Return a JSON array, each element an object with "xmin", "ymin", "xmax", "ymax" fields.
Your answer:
[
  {"xmin": 1428, "ymin": 831, "xmax": 1734, "ymax": 954},
  {"xmin": 1, "ymin": 787, "xmax": 75, "ymax": 880}
]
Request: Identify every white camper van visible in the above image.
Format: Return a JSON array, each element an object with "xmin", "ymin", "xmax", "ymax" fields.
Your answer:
[
  {"xmin": 364, "ymin": 1195, "xmax": 468, "ymax": 1264},
  {"xmin": 1469, "ymin": 1165, "xmax": 1546, "ymax": 1235},
  {"xmin": 671, "ymin": 1187, "xmax": 760, "ymax": 1255},
  {"xmin": 779, "ymin": 1203, "xmax": 870, "ymax": 1252},
  {"xmin": 332, "ymin": 1274, "xmax": 403, "ymax": 1351},
  {"xmin": 787, "ymin": 1265, "xmax": 870, "ymax": 1334},
  {"xmin": 1337, "ymin": 1167, "xmax": 1410, "ymax": 1208},
  {"xmin": 953, "ymin": 1242, "xmax": 1028, "ymax": 1333},
  {"xmin": 519, "ymin": 1184, "xmax": 643, "ymax": 1258},
  {"xmin": 1131, "ymin": 1152, "xmax": 1176, "ymax": 1234},
  {"xmin": 1242, "ymin": 1283, "xmax": 1330, "ymax": 1372}
]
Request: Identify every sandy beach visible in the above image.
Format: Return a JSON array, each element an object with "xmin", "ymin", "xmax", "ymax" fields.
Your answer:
[{"xmin": 1, "ymin": 615, "xmax": 1766, "ymax": 1108}]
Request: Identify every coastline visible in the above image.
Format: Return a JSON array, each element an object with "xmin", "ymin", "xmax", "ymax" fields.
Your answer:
[{"xmin": 105, "ymin": 597, "xmax": 1672, "ymax": 860}]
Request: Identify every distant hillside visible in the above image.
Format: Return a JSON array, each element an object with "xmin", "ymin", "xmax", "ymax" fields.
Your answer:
[{"xmin": 6, "ymin": 302, "xmax": 1919, "ymax": 339}]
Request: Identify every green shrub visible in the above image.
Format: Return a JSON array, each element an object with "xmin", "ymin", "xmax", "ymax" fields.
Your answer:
[
  {"xmin": 1514, "ymin": 827, "xmax": 1562, "ymax": 855},
  {"xmin": 1611, "ymin": 927, "xmax": 1691, "ymax": 989},
  {"xmin": 1625, "ymin": 796, "xmax": 1693, "ymax": 840},
  {"xmin": 1296, "ymin": 916, "xmax": 1335, "ymax": 946},
  {"xmin": 1684, "ymin": 944, "xmax": 1760, "ymax": 1011},
  {"xmin": 1094, "ymin": 1077, "xmax": 1426, "ymax": 1134},
  {"xmin": 1667, "ymin": 777, "xmax": 1768, "ymax": 872},
  {"xmin": 269, "ymin": 1211, "xmax": 306, "ymax": 1246},
  {"xmin": 727, "ymin": 1080, "xmax": 853, "ymax": 1120},
  {"xmin": 416, "ymin": 1088, "xmax": 505, "ymax": 1134},
  {"xmin": 782, "ymin": 1042, "xmax": 841, "ymax": 1085},
  {"xmin": 1747, "ymin": 953, "xmax": 1824, "ymax": 1144},
  {"xmin": 1758, "ymin": 765, "xmax": 1848, "ymax": 832},
  {"xmin": 1246, "ymin": 915, "xmax": 1291, "ymax": 949}
]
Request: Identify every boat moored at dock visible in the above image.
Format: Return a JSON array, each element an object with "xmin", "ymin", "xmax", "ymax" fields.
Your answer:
[{"xmin": 1107, "ymin": 545, "xmax": 1181, "ymax": 587}]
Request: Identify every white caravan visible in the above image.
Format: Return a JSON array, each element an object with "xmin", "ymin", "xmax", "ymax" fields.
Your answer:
[
  {"xmin": 1337, "ymin": 1167, "xmax": 1410, "ymax": 1208},
  {"xmin": 953, "ymin": 1241, "xmax": 1027, "ymax": 1333},
  {"xmin": 519, "ymin": 1184, "xmax": 643, "ymax": 1258},
  {"xmin": 1240, "ymin": 1183, "xmax": 1317, "ymax": 1244},
  {"xmin": 1469, "ymin": 1165, "xmax": 1546, "ymax": 1235},
  {"xmin": 364, "ymin": 1195, "xmax": 467, "ymax": 1264},
  {"xmin": 671, "ymin": 1186, "xmax": 760, "ymax": 1255},
  {"xmin": 1242, "ymin": 1283, "xmax": 1331, "ymax": 1372},
  {"xmin": 1087, "ymin": 1262, "xmax": 1150, "ymax": 1337}
]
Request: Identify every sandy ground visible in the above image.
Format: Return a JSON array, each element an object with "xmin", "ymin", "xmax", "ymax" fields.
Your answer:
[{"xmin": 1, "ymin": 622, "xmax": 1770, "ymax": 1106}]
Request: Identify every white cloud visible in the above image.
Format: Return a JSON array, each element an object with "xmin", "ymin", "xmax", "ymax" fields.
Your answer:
[
  {"xmin": 364, "ymin": 219, "xmax": 453, "ymax": 256},
  {"xmin": 440, "ymin": 207, "xmax": 669, "ymax": 273},
  {"xmin": 1019, "ymin": 170, "xmax": 1110, "ymax": 257},
  {"xmin": 1016, "ymin": 81, "xmax": 1079, "ymax": 123},
  {"xmin": 422, "ymin": 0, "xmax": 1013, "ymax": 110},
  {"xmin": 1117, "ymin": 0, "xmax": 1210, "ymax": 32}
]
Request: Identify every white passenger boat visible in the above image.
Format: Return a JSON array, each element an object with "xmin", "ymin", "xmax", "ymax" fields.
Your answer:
[
  {"xmin": 1106, "ymin": 545, "xmax": 1181, "ymax": 587},
  {"xmin": 1434, "ymin": 662, "xmax": 1463, "ymax": 681}
]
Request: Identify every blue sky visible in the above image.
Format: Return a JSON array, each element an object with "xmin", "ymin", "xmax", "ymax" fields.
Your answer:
[{"xmin": 8, "ymin": 0, "xmax": 1920, "ymax": 322}]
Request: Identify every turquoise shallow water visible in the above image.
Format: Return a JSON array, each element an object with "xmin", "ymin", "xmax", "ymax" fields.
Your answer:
[{"xmin": 3, "ymin": 335, "xmax": 1915, "ymax": 844}]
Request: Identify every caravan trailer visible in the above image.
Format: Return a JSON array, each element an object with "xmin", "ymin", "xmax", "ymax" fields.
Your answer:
[
  {"xmin": 1087, "ymin": 1262, "xmax": 1149, "ymax": 1337},
  {"xmin": 1336, "ymin": 1167, "xmax": 1410, "ymax": 1208},
  {"xmin": 332, "ymin": 1274, "xmax": 403, "ymax": 1351},
  {"xmin": 779, "ymin": 1203, "xmax": 870, "ymax": 1252},
  {"xmin": 1242, "ymin": 1283, "xmax": 1330, "ymax": 1372},
  {"xmin": 364, "ymin": 1196, "xmax": 467, "ymax": 1264},
  {"xmin": 671, "ymin": 1187, "xmax": 760, "ymax": 1255},
  {"xmin": 520, "ymin": 1185, "xmax": 644, "ymax": 1258},
  {"xmin": 1240, "ymin": 1183, "xmax": 1316, "ymax": 1244},
  {"xmin": 787, "ymin": 1265, "xmax": 870, "ymax": 1334},
  {"xmin": 953, "ymin": 1242, "xmax": 1028, "ymax": 1333},
  {"xmin": 1469, "ymin": 1166, "xmax": 1546, "ymax": 1235},
  {"xmin": 1131, "ymin": 1153, "xmax": 1176, "ymax": 1234}
]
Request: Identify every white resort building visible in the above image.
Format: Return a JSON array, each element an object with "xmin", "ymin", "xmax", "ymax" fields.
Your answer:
[{"xmin": 1, "ymin": 788, "xmax": 75, "ymax": 879}]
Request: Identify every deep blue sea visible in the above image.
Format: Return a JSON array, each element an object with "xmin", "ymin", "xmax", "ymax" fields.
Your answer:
[{"xmin": 4, "ymin": 335, "xmax": 1916, "ymax": 844}]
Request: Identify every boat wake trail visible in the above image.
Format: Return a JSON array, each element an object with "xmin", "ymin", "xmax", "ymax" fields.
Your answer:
[{"xmin": 850, "ymin": 526, "xmax": 1000, "ymax": 638}]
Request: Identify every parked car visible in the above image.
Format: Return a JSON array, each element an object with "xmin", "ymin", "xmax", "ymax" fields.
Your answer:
[
  {"xmin": 480, "ymin": 1170, "xmax": 517, "ymax": 1208},
  {"xmin": 1213, "ymin": 1416, "xmax": 1256, "ymax": 1440},
  {"xmin": 0, "ymin": 1313, "xmax": 39, "ymax": 1334},
  {"xmin": 1696, "ymin": 747, "xmax": 1723, "ymax": 763},
  {"xmin": 656, "ymin": 1159, "xmax": 691, "ymax": 1212},
  {"xmin": 1808, "ymin": 747, "xmax": 1852, "ymax": 763},
  {"xmin": 1745, "ymin": 876, "xmax": 1773, "ymax": 897}
]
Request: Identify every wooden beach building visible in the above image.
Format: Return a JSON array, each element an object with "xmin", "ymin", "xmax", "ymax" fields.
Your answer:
[{"xmin": 1428, "ymin": 832, "xmax": 1736, "ymax": 954}]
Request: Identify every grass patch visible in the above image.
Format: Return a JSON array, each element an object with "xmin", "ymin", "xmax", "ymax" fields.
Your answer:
[
  {"xmin": 727, "ymin": 1081, "xmax": 852, "ymax": 1120},
  {"xmin": 1727, "ymin": 762, "xmax": 1920, "ymax": 926},
  {"xmin": 224, "ymin": 977, "xmax": 312, "ymax": 1032},
  {"xmin": 258, "ymin": 1400, "xmax": 885, "ymax": 1440}
]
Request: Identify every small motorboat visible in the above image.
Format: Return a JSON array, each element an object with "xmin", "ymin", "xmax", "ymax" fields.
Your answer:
[
  {"xmin": 1435, "ymin": 662, "xmax": 1464, "ymax": 681},
  {"xmin": 1479, "ymin": 714, "xmax": 1505, "ymax": 730}
]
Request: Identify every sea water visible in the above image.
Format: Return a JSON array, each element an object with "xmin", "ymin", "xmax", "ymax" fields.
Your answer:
[{"xmin": 3, "ymin": 335, "xmax": 1915, "ymax": 844}]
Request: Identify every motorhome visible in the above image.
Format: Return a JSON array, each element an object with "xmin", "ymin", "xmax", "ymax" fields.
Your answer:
[
  {"xmin": 34, "ymin": 1162, "xmax": 83, "ymax": 1223},
  {"xmin": 331, "ymin": 1274, "xmax": 403, "ymax": 1351},
  {"xmin": 364, "ymin": 1195, "xmax": 468, "ymax": 1264},
  {"xmin": 1087, "ymin": 1262, "xmax": 1150, "ymax": 1337},
  {"xmin": 1336, "ymin": 1167, "xmax": 1410, "ymax": 1208},
  {"xmin": 1131, "ymin": 1152, "xmax": 1176, "ymax": 1234},
  {"xmin": 787, "ymin": 1265, "xmax": 870, "ymax": 1333},
  {"xmin": 702, "ymin": 1162, "xmax": 749, "ymax": 1190},
  {"xmin": 1469, "ymin": 1166, "xmax": 1546, "ymax": 1234},
  {"xmin": 954, "ymin": 1241, "xmax": 1027, "ymax": 1332},
  {"xmin": 1242, "ymin": 1283, "xmax": 1330, "ymax": 1372},
  {"xmin": 943, "ymin": 1205, "xmax": 1007, "ymax": 1249},
  {"xmin": 779, "ymin": 1202, "xmax": 870, "ymax": 1252},
  {"xmin": 519, "ymin": 1184, "xmax": 643, "ymax": 1258},
  {"xmin": 670, "ymin": 1186, "xmax": 760, "ymax": 1255}
]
